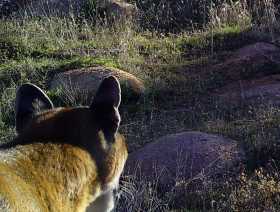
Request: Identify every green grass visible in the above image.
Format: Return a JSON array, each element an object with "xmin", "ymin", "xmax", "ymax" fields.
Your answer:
[
  {"xmin": 180, "ymin": 25, "xmax": 261, "ymax": 55},
  {"xmin": 0, "ymin": 5, "xmax": 280, "ymax": 211}
]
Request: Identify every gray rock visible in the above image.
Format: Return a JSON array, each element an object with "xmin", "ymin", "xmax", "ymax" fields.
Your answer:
[{"xmin": 125, "ymin": 131, "xmax": 244, "ymax": 189}]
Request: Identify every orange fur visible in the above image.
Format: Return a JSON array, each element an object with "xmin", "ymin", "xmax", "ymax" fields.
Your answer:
[{"xmin": 0, "ymin": 77, "xmax": 128, "ymax": 211}]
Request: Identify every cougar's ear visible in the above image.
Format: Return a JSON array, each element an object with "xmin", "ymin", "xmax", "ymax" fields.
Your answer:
[
  {"xmin": 91, "ymin": 76, "xmax": 121, "ymax": 109},
  {"xmin": 90, "ymin": 76, "xmax": 121, "ymax": 142},
  {"xmin": 15, "ymin": 83, "xmax": 54, "ymax": 133}
]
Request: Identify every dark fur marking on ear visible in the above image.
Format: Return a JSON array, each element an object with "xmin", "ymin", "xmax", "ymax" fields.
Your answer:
[
  {"xmin": 91, "ymin": 76, "xmax": 121, "ymax": 109},
  {"xmin": 15, "ymin": 83, "xmax": 53, "ymax": 133},
  {"xmin": 91, "ymin": 76, "xmax": 121, "ymax": 143}
]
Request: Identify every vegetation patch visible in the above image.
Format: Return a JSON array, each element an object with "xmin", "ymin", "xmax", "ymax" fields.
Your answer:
[{"xmin": 0, "ymin": 0, "xmax": 280, "ymax": 210}]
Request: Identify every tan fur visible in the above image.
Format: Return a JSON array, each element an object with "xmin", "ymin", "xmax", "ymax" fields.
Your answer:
[{"xmin": 0, "ymin": 79, "xmax": 128, "ymax": 211}]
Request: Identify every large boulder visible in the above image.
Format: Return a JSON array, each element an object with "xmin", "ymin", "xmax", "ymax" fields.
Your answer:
[
  {"xmin": 50, "ymin": 66, "xmax": 145, "ymax": 103},
  {"xmin": 125, "ymin": 131, "xmax": 244, "ymax": 190}
]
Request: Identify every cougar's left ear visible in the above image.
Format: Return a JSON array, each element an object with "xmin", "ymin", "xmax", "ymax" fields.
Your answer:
[
  {"xmin": 90, "ymin": 76, "xmax": 121, "ymax": 142},
  {"xmin": 15, "ymin": 83, "xmax": 54, "ymax": 133}
]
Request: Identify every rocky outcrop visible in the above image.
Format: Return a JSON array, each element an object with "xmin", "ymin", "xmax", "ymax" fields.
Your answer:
[
  {"xmin": 213, "ymin": 42, "xmax": 280, "ymax": 105},
  {"xmin": 214, "ymin": 42, "xmax": 280, "ymax": 82}
]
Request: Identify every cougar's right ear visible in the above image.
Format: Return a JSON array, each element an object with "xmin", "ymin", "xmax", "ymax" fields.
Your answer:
[
  {"xmin": 15, "ymin": 83, "xmax": 54, "ymax": 133},
  {"xmin": 90, "ymin": 76, "xmax": 121, "ymax": 143},
  {"xmin": 91, "ymin": 76, "xmax": 121, "ymax": 109}
]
